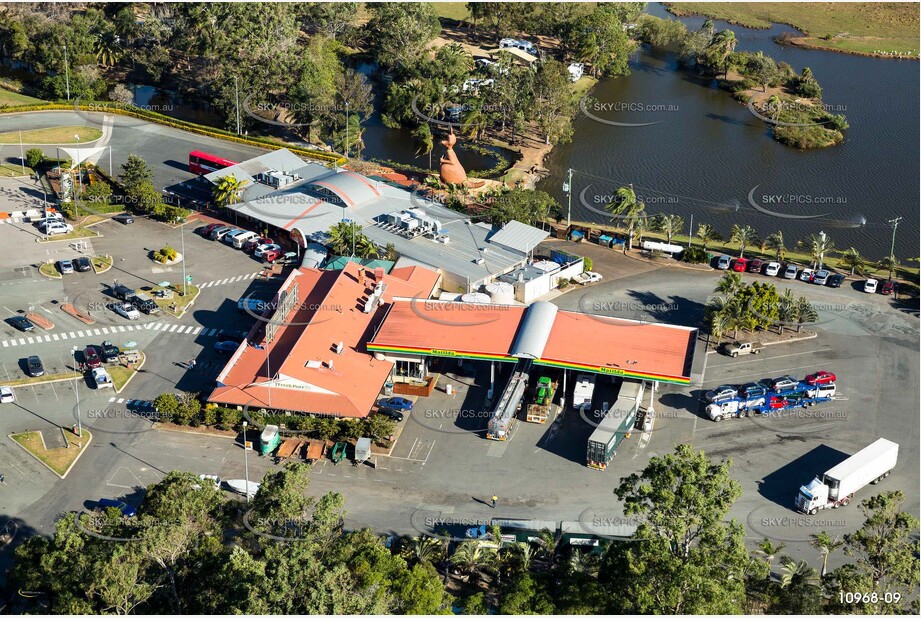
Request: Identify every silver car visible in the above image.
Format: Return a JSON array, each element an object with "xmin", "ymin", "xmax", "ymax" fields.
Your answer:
[
  {"xmin": 783, "ymin": 264, "xmax": 798, "ymax": 279},
  {"xmin": 813, "ymin": 270, "xmax": 830, "ymax": 285}
]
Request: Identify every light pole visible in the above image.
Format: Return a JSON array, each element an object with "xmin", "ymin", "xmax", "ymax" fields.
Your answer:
[
  {"xmin": 234, "ymin": 75, "xmax": 241, "ymax": 135},
  {"xmin": 71, "ymin": 346, "xmax": 82, "ymax": 448},
  {"xmin": 688, "ymin": 214, "xmax": 693, "ymax": 248},
  {"xmin": 563, "ymin": 168, "xmax": 573, "ymax": 227},
  {"xmin": 63, "ymin": 44, "xmax": 70, "ymax": 101},
  {"xmin": 887, "ymin": 216, "xmax": 902, "ymax": 280},
  {"xmin": 344, "ymin": 101, "xmax": 350, "ymax": 160},
  {"xmin": 242, "ymin": 420, "xmax": 250, "ymax": 503},
  {"xmin": 817, "ymin": 230, "xmax": 826, "ymax": 270}
]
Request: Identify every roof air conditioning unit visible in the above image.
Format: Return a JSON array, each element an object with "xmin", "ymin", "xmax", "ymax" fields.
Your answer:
[
  {"xmin": 474, "ymin": 257, "xmax": 486, "ymax": 265},
  {"xmin": 335, "ymin": 342, "xmax": 344, "ymax": 354},
  {"xmin": 327, "ymin": 359, "xmax": 334, "ymax": 370}
]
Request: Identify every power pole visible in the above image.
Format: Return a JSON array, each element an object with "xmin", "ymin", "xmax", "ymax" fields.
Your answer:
[
  {"xmin": 688, "ymin": 214, "xmax": 693, "ymax": 248},
  {"xmin": 563, "ymin": 168, "xmax": 573, "ymax": 227},
  {"xmin": 234, "ymin": 75, "xmax": 241, "ymax": 135},
  {"xmin": 63, "ymin": 44, "xmax": 70, "ymax": 101},
  {"xmin": 887, "ymin": 216, "xmax": 901, "ymax": 280}
]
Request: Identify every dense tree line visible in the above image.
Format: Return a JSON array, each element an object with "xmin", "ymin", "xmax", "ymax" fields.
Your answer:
[{"xmin": 7, "ymin": 445, "xmax": 917, "ymax": 614}]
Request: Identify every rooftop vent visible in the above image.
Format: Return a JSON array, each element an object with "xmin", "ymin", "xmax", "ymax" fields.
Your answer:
[
  {"xmin": 474, "ymin": 257, "xmax": 486, "ymax": 265},
  {"xmin": 335, "ymin": 342, "xmax": 344, "ymax": 354}
]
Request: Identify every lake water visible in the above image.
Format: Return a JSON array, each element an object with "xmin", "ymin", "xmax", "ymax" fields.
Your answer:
[{"xmin": 538, "ymin": 3, "xmax": 919, "ymax": 258}]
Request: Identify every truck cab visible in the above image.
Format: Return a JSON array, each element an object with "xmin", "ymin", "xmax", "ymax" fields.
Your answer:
[{"xmin": 795, "ymin": 478, "xmax": 829, "ymax": 515}]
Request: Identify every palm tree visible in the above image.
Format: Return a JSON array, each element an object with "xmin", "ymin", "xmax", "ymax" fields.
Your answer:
[
  {"xmin": 795, "ymin": 296, "xmax": 817, "ymax": 332},
  {"xmin": 653, "ymin": 213, "xmax": 685, "ymax": 244},
  {"xmin": 797, "ymin": 233, "xmax": 835, "ymax": 270},
  {"xmin": 809, "ymin": 531, "xmax": 844, "ymax": 578},
  {"xmin": 633, "ymin": 214, "xmax": 651, "ymax": 245},
  {"xmin": 412, "ymin": 123, "xmax": 434, "ymax": 169},
  {"xmin": 801, "ymin": 66, "xmax": 814, "ymax": 83},
  {"xmin": 706, "ymin": 29, "xmax": 738, "ymax": 77},
  {"xmin": 709, "ymin": 310, "xmax": 730, "ymax": 345},
  {"xmin": 754, "ymin": 538, "xmax": 786, "ymax": 575},
  {"xmin": 714, "ymin": 272, "xmax": 744, "ymax": 299},
  {"xmin": 450, "ymin": 541, "xmax": 498, "ymax": 583},
  {"xmin": 878, "ymin": 255, "xmax": 900, "ymax": 280},
  {"xmin": 605, "ymin": 185, "xmax": 646, "ymax": 252},
  {"xmin": 730, "ymin": 224, "xmax": 760, "ymax": 258},
  {"xmin": 780, "ymin": 555, "xmax": 820, "ymax": 590},
  {"xmin": 765, "ymin": 94, "xmax": 783, "ymax": 122},
  {"xmin": 838, "ymin": 247, "xmax": 867, "ymax": 276},
  {"xmin": 696, "ymin": 223, "xmax": 721, "ymax": 248},
  {"xmin": 777, "ymin": 289, "xmax": 797, "ymax": 335},
  {"xmin": 94, "ymin": 32, "xmax": 123, "ymax": 67},
  {"xmin": 568, "ymin": 551, "xmax": 600, "ymax": 576},
  {"xmin": 212, "ymin": 174, "xmax": 249, "ymax": 208},
  {"xmin": 763, "ymin": 231, "xmax": 786, "ymax": 261}
]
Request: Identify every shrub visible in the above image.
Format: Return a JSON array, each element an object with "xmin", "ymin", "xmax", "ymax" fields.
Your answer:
[
  {"xmin": 25, "ymin": 147, "xmax": 44, "ymax": 169},
  {"xmin": 557, "ymin": 278, "xmax": 570, "ymax": 290},
  {"xmin": 175, "ymin": 392, "xmax": 202, "ymax": 426},
  {"xmin": 154, "ymin": 246, "xmax": 178, "ymax": 263},
  {"xmin": 154, "ymin": 393, "xmax": 179, "ymax": 423},
  {"xmin": 218, "ymin": 406, "xmax": 243, "ymax": 430},
  {"xmin": 583, "ymin": 257, "xmax": 593, "ymax": 271},
  {"xmin": 201, "ymin": 403, "xmax": 218, "ymax": 427},
  {"xmin": 682, "ymin": 246, "xmax": 709, "ymax": 264}
]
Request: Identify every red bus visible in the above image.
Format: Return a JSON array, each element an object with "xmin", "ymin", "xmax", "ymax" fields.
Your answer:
[{"xmin": 189, "ymin": 151, "xmax": 237, "ymax": 175}]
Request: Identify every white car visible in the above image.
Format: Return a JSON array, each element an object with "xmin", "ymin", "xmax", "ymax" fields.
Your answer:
[
  {"xmin": 813, "ymin": 270, "xmax": 830, "ymax": 285},
  {"xmin": 0, "ymin": 386, "xmax": 14, "ymax": 403},
  {"xmin": 716, "ymin": 255, "xmax": 731, "ymax": 270},
  {"xmin": 764, "ymin": 262, "xmax": 781, "ymax": 277},
  {"xmin": 114, "ymin": 302, "xmax": 140, "ymax": 320},
  {"xmin": 45, "ymin": 222, "xmax": 74, "ymax": 236},
  {"xmin": 783, "ymin": 264, "xmax": 798, "ymax": 279},
  {"xmin": 863, "ymin": 278, "xmax": 878, "ymax": 293},
  {"xmin": 798, "ymin": 268, "xmax": 815, "ymax": 282},
  {"xmin": 254, "ymin": 243, "xmax": 281, "ymax": 258},
  {"xmin": 91, "ymin": 367, "xmax": 114, "ymax": 389},
  {"xmin": 579, "ymin": 271, "xmax": 603, "ymax": 284}
]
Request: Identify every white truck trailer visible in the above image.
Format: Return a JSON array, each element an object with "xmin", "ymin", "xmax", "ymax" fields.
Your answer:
[
  {"xmin": 572, "ymin": 373, "xmax": 596, "ymax": 410},
  {"xmin": 795, "ymin": 438, "xmax": 899, "ymax": 514}
]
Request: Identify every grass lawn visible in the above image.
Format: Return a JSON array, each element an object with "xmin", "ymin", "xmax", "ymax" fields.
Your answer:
[
  {"xmin": 109, "ymin": 355, "xmax": 144, "ymax": 391},
  {"xmin": 667, "ymin": 2, "xmax": 919, "ymax": 55},
  {"xmin": 39, "ymin": 262, "xmax": 62, "ymax": 278},
  {"xmin": 0, "ymin": 163, "xmax": 34, "ymax": 177},
  {"xmin": 1, "ymin": 371, "xmax": 75, "ymax": 388},
  {"xmin": 434, "ymin": 2, "xmax": 470, "ymax": 22},
  {"xmin": 11, "ymin": 430, "xmax": 89, "ymax": 477},
  {"xmin": 0, "ymin": 87, "xmax": 43, "ymax": 106},
  {"xmin": 37, "ymin": 225, "xmax": 100, "ymax": 243},
  {"xmin": 151, "ymin": 284, "xmax": 200, "ymax": 317},
  {"xmin": 0, "ymin": 126, "xmax": 103, "ymax": 145},
  {"xmin": 91, "ymin": 255, "xmax": 113, "ymax": 273}
]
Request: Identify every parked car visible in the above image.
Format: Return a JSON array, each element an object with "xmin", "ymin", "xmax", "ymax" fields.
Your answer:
[
  {"xmin": 74, "ymin": 256, "xmax": 92, "ymax": 272},
  {"xmin": 783, "ymin": 264, "xmax": 798, "ymax": 279},
  {"xmin": 731, "ymin": 257, "xmax": 748, "ymax": 272},
  {"xmin": 57, "ymin": 259, "xmax": 74, "ymax": 274},
  {"xmin": 101, "ymin": 340, "xmax": 119, "ymax": 363},
  {"xmin": 806, "ymin": 371, "xmax": 837, "ymax": 385},
  {"xmin": 221, "ymin": 229, "xmax": 246, "ymax": 245},
  {"xmin": 880, "ymin": 280, "xmax": 896, "ymax": 295},
  {"xmin": 243, "ymin": 236, "xmax": 273, "ymax": 253},
  {"xmin": 747, "ymin": 258, "xmax": 764, "ymax": 274},
  {"xmin": 812, "ymin": 270, "xmax": 830, "ymax": 285},
  {"xmin": 26, "ymin": 355, "xmax": 44, "ymax": 377},
  {"xmin": 863, "ymin": 278, "xmax": 878, "ymax": 293},
  {"xmin": 716, "ymin": 255, "xmax": 731, "ymax": 270},
  {"xmin": 112, "ymin": 284, "xmax": 136, "ymax": 301},
  {"xmin": 827, "ymin": 273, "xmax": 846, "ymax": 288},
  {"xmin": 97, "ymin": 498, "xmax": 137, "ymax": 518},
  {"xmin": 798, "ymin": 268, "xmax": 815, "ymax": 282},
  {"xmin": 45, "ymin": 222, "xmax": 74, "ymax": 236},
  {"xmin": 91, "ymin": 367, "xmax": 114, "ymax": 389},
  {"xmin": 262, "ymin": 248, "xmax": 283, "ymax": 263},
  {"xmin": 128, "ymin": 293, "xmax": 160, "ymax": 315},
  {"xmin": 198, "ymin": 223, "xmax": 221, "ymax": 237},
  {"xmin": 112, "ymin": 213, "xmax": 135, "ymax": 224},
  {"xmin": 0, "ymin": 386, "xmax": 14, "ymax": 403},
  {"xmin": 217, "ymin": 330, "xmax": 247, "ymax": 343},
  {"xmin": 738, "ymin": 381, "xmax": 769, "ymax": 399},
  {"xmin": 379, "ymin": 396, "xmax": 414, "ymax": 411},
  {"xmin": 767, "ymin": 375, "xmax": 799, "ymax": 392},
  {"xmin": 212, "ymin": 226, "xmax": 237, "ymax": 241},
  {"xmin": 377, "ymin": 406, "xmax": 405, "ymax": 422},
  {"xmin": 8, "ymin": 315, "xmax": 35, "ymax": 332},
  {"xmin": 237, "ymin": 298, "xmax": 269, "ymax": 314},
  {"xmin": 209, "ymin": 226, "xmax": 233, "ymax": 240},
  {"xmin": 214, "ymin": 340, "xmax": 241, "ymax": 354},
  {"xmin": 254, "ymin": 243, "xmax": 282, "ymax": 258},
  {"xmin": 764, "ymin": 262, "xmax": 781, "ymax": 277},
  {"xmin": 704, "ymin": 384, "xmax": 738, "ymax": 403},
  {"xmin": 83, "ymin": 345, "xmax": 103, "ymax": 369},
  {"xmin": 232, "ymin": 231, "xmax": 259, "ymax": 248},
  {"xmin": 113, "ymin": 302, "xmax": 140, "ymax": 320}
]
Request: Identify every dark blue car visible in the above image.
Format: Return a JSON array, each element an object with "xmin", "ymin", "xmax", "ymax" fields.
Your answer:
[
  {"xmin": 379, "ymin": 397, "xmax": 413, "ymax": 411},
  {"xmin": 97, "ymin": 498, "xmax": 137, "ymax": 517}
]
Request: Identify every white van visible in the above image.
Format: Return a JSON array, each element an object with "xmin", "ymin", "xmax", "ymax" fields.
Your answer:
[{"xmin": 232, "ymin": 231, "xmax": 258, "ymax": 248}]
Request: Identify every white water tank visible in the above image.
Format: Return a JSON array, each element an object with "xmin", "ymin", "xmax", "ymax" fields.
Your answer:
[
  {"xmin": 532, "ymin": 260, "xmax": 559, "ymax": 273},
  {"xmin": 461, "ymin": 292, "xmax": 491, "ymax": 304},
  {"xmin": 486, "ymin": 281, "xmax": 514, "ymax": 304}
]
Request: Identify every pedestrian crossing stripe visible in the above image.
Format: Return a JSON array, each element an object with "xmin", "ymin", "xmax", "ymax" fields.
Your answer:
[{"xmin": 3, "ymin": 322, "xmax": 232, "ymax": 346}]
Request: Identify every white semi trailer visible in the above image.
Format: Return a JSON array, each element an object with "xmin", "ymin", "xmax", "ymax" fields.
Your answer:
[{"xmin": 795, "ymin": 438, "xmax": 898, "ymax": 514}]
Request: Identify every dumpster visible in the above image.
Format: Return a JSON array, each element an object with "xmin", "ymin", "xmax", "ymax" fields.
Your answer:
[
  {"xmin": 598, "ymin": 234, "xmax": 613, "ymax": 248},
  {"xmin": 260, "ymin": 425, "xmax": 280, "ymax": 456},
  {"xmin": 331, "ymin": 441, "xmax": 347, "ymax": 464},
  {"xmin": 354, "ymin": 437, "xmax": 372, "ymax": 464},
  {"xmin": 570, "ymin": 230, "xmax": 584, "ymax": 242}
]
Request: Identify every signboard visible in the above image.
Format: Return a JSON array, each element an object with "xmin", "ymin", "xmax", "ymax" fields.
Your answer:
[
  {"xmin": 244, "ymin": 441, "xmax": 253, "ymax": 451},
  {"xmin": 430, "ymin": 349, "xmax": 457, "ymax": 357},
  {"xmin": 185, "ymin": 275, "xmax": 192, "ymax": 283}
]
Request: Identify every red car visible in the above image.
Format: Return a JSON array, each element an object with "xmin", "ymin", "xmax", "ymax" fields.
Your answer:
[
  {"xmin": 83, "ymin": 345, "xmax": 102, "ymax": 369},
  {"xmin": 243, "ymin": 236, "xmax": 273, "ymax": 253},
  {"xmin": 731, "ymin": 257, "xmax": 748, "ymax": 272},
  {"xmin": 263, "ymin": 248, "xmax": 282, "ymax": 263},
  {"xmin": 805, "ymin": 371, "xmax": 836, "ymax": 385},
  {"xmin": 880, "ymin": 280, "xmax": 896, "ymax": 295},
  {"xmin": 197, "ymin": 223, "xmax": 221, "ymax": 237}
]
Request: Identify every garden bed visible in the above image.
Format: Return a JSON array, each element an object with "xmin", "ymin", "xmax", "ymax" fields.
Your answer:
[{"xmin": 10, "ymin": 429, "xmax": 91, "ymax": 478}]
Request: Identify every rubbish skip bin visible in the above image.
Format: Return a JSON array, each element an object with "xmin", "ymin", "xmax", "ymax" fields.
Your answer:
[{"xmin": 384, "ymin": 382, "xmax": 394, "ymax": 396}]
